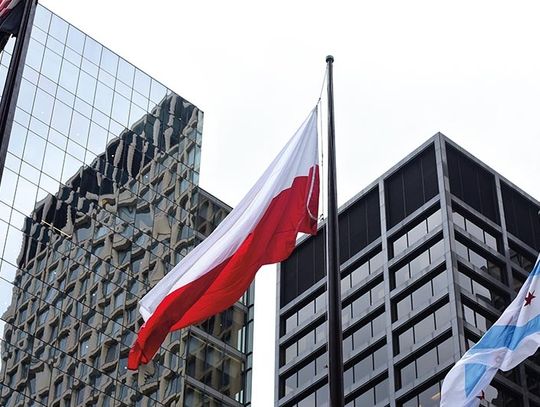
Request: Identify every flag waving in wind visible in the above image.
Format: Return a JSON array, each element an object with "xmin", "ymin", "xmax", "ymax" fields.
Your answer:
[
  {"xmin": 128, "ymin": 109, "xmax": 320, "ymax": 369},
  {"xmin": 441, "ymin": 254, "xmax": 540, "ymax": 406}
]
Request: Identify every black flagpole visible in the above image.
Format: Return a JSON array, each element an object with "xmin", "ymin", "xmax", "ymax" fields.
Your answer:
[
  {"xmin": 0, "ymin": 0, "xmax": 34, "ymax": 183},
  {"xmin": 325, "ymin": 55, "xmax": 344, "ymax": 406}
]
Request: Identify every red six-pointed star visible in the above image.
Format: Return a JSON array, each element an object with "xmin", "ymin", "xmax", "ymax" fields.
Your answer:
[
  {"xmin": 525, "ymin": 291, "xmax": 536, "ymax": 306},
  {"xmin": 477, "ymin": 390, "xmax": 485, "ymax": 400}
]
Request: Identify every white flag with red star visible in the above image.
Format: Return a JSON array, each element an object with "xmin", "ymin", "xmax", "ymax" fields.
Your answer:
[{"xmin": 441, "ymin": 254, "xmax": 540, "ymax": 406}]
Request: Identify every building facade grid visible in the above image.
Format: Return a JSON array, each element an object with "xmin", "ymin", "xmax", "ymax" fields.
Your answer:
[
  {"xmin": 0, "ymin": 3, "xmax": 253, "ymax": 406},
  {"xmin": 276, "ymin": 133, "xmax": 540, "ymax": 407}
]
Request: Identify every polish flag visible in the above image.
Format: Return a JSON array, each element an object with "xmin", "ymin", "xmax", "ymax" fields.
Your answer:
[{"xmin": 128, "ymin": 109, "xmax": 320, "ymax": 369}]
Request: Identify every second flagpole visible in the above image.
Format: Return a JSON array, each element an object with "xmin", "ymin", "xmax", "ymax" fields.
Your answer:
[{"xmin": 325, "ymin": 55, "xmax": 345, "ymax": 406}]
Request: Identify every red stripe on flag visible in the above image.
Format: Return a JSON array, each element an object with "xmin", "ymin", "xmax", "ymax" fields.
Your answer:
[{"xmin": 128, "ymin": 166, "xmax": 319, "ymax": 369}]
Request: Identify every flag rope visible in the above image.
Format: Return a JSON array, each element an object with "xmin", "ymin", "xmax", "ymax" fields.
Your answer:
[{"xmin": 317, "ymin": 66, "xmax": 328, "ymax": 220}]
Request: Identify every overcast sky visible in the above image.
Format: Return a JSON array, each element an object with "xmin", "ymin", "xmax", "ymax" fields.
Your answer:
[{"xmin": 40, "ymin": 1, "xmax": 540, "ymax": 405}]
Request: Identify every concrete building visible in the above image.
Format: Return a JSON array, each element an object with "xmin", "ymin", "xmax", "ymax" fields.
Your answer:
[
  {"xmin": 0, "ymin": 3, "xmax": 253, "ymax": 406},
  {"xmin": 276, "ymin": 134, "xmax": 540, "ymax": 407}
]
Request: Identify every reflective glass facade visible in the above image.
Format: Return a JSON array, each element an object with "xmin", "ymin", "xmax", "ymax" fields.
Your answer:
[
  {"xmin": 277, "ymin": 134, "xmax": 540, "ymax": 407},
  {"xmin": 0, "ymin": 4, "xmax": 253, "ymax": 406}
]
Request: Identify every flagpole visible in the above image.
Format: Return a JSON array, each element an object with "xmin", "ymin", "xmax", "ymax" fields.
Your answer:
[
  {"xmin": 325, "ymin": 55, "xmax": 345, "ymax": 407},
  {"xmin": 0, "ymin": 0, "xmax": 34, "ymax": 183}
]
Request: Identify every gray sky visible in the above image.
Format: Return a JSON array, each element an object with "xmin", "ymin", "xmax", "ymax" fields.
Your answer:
[{"xmin": 40, "ymin": 1, "xmax": 540, "ymax": 405}]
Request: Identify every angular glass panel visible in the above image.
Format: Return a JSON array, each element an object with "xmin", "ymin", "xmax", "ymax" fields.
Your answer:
[
  {"xmin": 49, "ymin": 14, "xmax": 68, "ymax": 42},
  {"xmin": 17, "ymin": 79, "xmax": 36, "ymax": 114},
  {"xmin": 62, "ymin": 153, "xmax": 82, "ymax": 182},
  {"xmin": 48, "ymin": 128, "xmax": 67, "ymax": 150},
  {"xmin": 74, "ymin": 97, "xmax": 92, "ymax": 118},
  {"xmin": 117, "ymin": 58, "xmax": 135, "ymax": 86},
  {"xmin": 150, "ymin": 79, "xmax": 166, "ymax": 104},
  {"xmin": 134, "ymin": 69, "xmax": 151, "ymax": 96},
  {"xmin": 83, "ymin": 37, "xmax": 102, "ymax": 65},
  {"xmin": 100, "ymin": 48, "xmax": 118, "ymax": 75},
  {"xmin": 4, "ymin": 226, "xmax": 23, "ymax": 266},
  {"xmin": 64, "ymin": 46, "xmax": 82, "ymax": 67},
  {"xmin": 81, "ymin": 58, "xmax": 98, "ymax": 77},
  {"xmin": 7, "ymin": 122, "xmax": 27, "ymax": 157},
  {"xmin": 42, "ymin": 142, "xmax": 64, "ymax": 180},
  {"xmin": 76, "ymin": 70, "xmax": 97, "ymax": 104},
  {"xmin": 23, "ymin": 132, "xmax": 46, "ymax": 169},
  {"xmin": 94, "ymin": 82, "xmax": 113, "ymax": 115},
  {"xmin": 0, "ymin": 169, "xmax": 17, "ymax": 205},
  {"xmin": 87, "ymin": 122, "xmax": 108, "ymax": 155},
  {"xmin": 33, "ymin": 6, "xmax": 51, "ymax": 32},
  {"xmin": 51, "ymin": 99, "xmax": 72, "ymax": 134},
  {"xmin": 111, "ymin": 93, "xmax": 130, "ymax": 126},
  {"xmin": 20, "ymin": 164, "xmax": 39, "ymax": 189},
  {"xmin": 69, "ymin": 111, "xmax": 90, "ymax": 147},
  {"xmin": 13, "ymin": 176, "xmax": 38, "ymax": 215},
  {"xmin": 46, "ymin": 35, "xmax": 64, "ymax": 55},
  {"xmin": 38, "ymin": 73, "xmax": 57, "ymax": 96},
  {"xmin": 26, "ymin": 39, "xmax": 45, "ymax": 71},
  {"xmin": 23, "ymin": 64, "xmax": 39, "ymax": 84},
  {"xmin": 98, "ymin": 68, "xmax": 115, "ymax": 88},
  {"xmin": 66, "ymin": 25, "xmax": 84, "ymax": 53},
  {"xmin": 115, "ymin": 79, "xmax": 131, "ymax": 99}
]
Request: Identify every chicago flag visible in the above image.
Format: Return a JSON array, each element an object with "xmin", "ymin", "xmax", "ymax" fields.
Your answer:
[
  {"xmin": 441, "ymin": 254, "xmax": 540, "ymax": 406},
  {"xmin": 128, "ymin": 109, "xmax": 320, "ymax": 369}
]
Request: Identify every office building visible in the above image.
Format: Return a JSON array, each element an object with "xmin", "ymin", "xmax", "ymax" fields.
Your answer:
[
  {"xmin": 276, "ymin": 134, "xmax": 540, "ymax": 407},
  {"xmin": 0, "ymin": 3, "xmax": 253, "ymax": 406}
]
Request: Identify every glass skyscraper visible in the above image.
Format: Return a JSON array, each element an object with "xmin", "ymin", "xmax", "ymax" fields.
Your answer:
[
  {"xmin": 277, "ymin": 134, "xmax": 540, "ymax": 407},
  {"xmin": 0, "ymin": 3, "xmax": 253, "ymax": 406}
]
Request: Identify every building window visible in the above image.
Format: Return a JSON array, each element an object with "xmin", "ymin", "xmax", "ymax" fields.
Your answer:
[
  {"xmin": 455, "ymin": 239, "xmax": 505, "ymax": 283},
  {"xmin": 343, "ymin": 313, "xmax": 386, "ymax": 358},
  {"xmin": 341, "ymin": 250, "xmax": 384, "ymax": 293},
  {"xmin": 283, "ymin": 291, "xmax": 326, "ymax": 336},
  {"xmin": 347, "ymin": 376, "xmax": 389, "ymax": 406},
  {"xmin": 399, "ymin": 380, "xmax": 442, "ymax": 407},
  {"xmin": 397, "ymin": 337, "xmax": 453, "ymax": 389},
  {"xmin": 393, "ymin": 240, "xmax": 445, "ymax": 288},
  {"xmin": 282, "ymin": 353, "xmax": 327, "ymax": 397},
  {"xmin": 509, "ymin": 243, "xmax": 536, "ymax": 272},
  {"xmin": 396, "ymin": 303, "xmax": 451, "ymax": 354},
  {"xmin": 462, "ymin": 303, "xmax": 495, "ymax": 333},
  {"xmin": 457, "ymin": 269, "xmax": 509, "ymax": 311},
  {"xmin": 394, "ymin": 271, "xmax": 447, "ymax": 320},
  {"xmin": 446, "ymin": 143, "xmax": 499, "ymax": 224},
  {"xmin": 283, "ymin": 322, "xmax": 327, "ymax": 366},
  {"xmin": 385, "ymin": 145, "xmax": 438, "ymax": 228},
  {"xmin": 344, "ymin": 344, "xmax": 387, "ymax": 388},
  {"xmin": 452, "ymin": 210, "xmax": 499, "ymax": 252},
  {"xmin": 391, "ymin": 208, "xmax": 442, "ymax": 257},
  {"xmin": 342, "ymin": 280, "xmax": 384, "ymax": 325},
  {"xmin": 339, "ymin": 187, "xmax": 381, "ymax": 263}
]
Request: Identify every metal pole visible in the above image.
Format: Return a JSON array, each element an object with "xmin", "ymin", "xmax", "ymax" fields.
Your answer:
[{"xmin": 325, "ymin": 54, "xmax": 344, "ymax": 407}]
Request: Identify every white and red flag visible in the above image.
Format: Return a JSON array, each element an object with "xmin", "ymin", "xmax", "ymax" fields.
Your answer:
[{"xmin": 128, "ymin": 109, "xmax": 320, "ymax": 369}]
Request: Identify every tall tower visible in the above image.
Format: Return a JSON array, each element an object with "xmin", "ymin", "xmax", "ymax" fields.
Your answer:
[
  {"xmin": 0, "ymin": 4, "xmax": 253, "ymax": 406},
  {"xmin": 276, "ymin": 134, "xmax": 540, "ymax": 407}
]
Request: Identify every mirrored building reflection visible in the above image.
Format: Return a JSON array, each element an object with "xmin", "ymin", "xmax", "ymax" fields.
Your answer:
[
  {"xmin": 0, "ymin": 3, "xmax": 253, "ymax": 406},
  {"xmin": 277, "ymin": 134, "xmax": 540, "ymax": 407}
]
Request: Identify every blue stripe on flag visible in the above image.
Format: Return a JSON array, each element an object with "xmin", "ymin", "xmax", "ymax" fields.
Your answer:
[
  {"xmin": 470, "ymin": 313, "xmax": 540, "ymax": 352},
  {"xmin": 530, "ymin": 260, "xmax": 540, "ymax": 276},
  {"xmin": 465, "ymin": 363, "xmax": 487, "ymax": 397}
]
